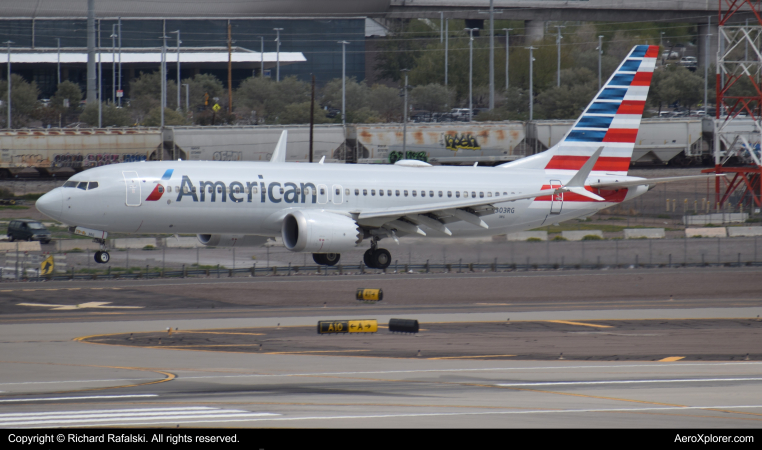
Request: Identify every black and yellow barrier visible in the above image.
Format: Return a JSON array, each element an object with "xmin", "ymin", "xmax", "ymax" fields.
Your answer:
[
  {"xmin": 356, "ymin": 288, "xmax": 383, "ymax": 302},
  {"xmin": 318, "ymin": 319, "xmax": 378, "ymax": 334},
  {"xmin": 388, "ymin": 318, "xmax": 419, "ymax": 333}
]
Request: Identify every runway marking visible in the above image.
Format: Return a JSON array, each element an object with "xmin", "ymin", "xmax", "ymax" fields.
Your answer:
[
  {"xmin": 429, "ymin": 355, "xmax": 517, "ymax": 360},
  {"xmin": 157, "ymin": 344, "xmax": 268, "ymax": 348},
  {"xmin": 496, "ymin": 377, "xmax": 762, "ymax": 387},
  {"xmin": 659, "ymin": 356, "xmax": 686, "ymax": 362},
  {"xmin": 546, "ymin": 320, "xmax": 613, "ymax": 329},
  {"xmin": 0, "ymin": 394, "xmax": 158, "ymax": 403},
  {"xmin": 475, "ymin": 303, "xmax": 512, "ymax": 306},
  {"xmin": 177, "ymin": 331, "xmax": 265, "ymax": 336},
  {"xmin": 0, "ymin": 407, "xmax": 278, "ymax": 427},
  {"xmin": 18, "ymin": 302, "xmax": 143, "ymax": 311}
]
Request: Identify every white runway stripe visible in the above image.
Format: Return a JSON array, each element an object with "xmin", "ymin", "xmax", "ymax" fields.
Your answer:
[
  {"xmin": 496, "ymin": 377, "xmax": 762, "ymax": 387},
  {"xmin": 0, "ymin": 394, "xmax": 157, "ymax": 403},
  {"xmin": 0, "ymin": 407, "xmax": 278, "ymax": 427}
]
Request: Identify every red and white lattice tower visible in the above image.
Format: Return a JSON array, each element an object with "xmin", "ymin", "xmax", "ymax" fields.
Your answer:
[{"xmin": 705, "ymin": 0, "xmax": 762, "ymax": 211}]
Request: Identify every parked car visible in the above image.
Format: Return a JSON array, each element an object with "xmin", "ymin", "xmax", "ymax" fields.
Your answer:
[
  {"xmin": 679, "ymin": 56, "xmax": 698, "ymax": 68},
  {"xmin": 7, "ymin": 219, "xmax": 51, "ymax": 244},
  {"xmin": 662, "ymin": 51, "xmax": 679, "ymax": 59}
]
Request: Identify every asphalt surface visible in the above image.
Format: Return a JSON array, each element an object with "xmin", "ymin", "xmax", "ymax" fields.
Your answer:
[{"xmin": 1, "ymin": 266, "xmax": 761, "ymax": 428}]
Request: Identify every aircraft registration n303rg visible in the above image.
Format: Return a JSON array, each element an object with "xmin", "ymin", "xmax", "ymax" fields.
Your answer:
[{"xmin": 36, "ymin": 45, "xmax": 720, "ymax": 268}]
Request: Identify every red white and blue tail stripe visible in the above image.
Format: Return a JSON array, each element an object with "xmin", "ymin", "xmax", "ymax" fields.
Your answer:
[{"xmin": 546, "ymin": 45, "xmax": 658, "ymax": 175}]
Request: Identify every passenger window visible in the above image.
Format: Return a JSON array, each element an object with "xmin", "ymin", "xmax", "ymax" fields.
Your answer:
[
  {"xmin": 412, "ymin": 190, "xmax": 417, "ymax": 197},
  {"xmin": 371, "ymin": 189, "xmax": 376, "ymax": 196},
  {"xmin": 320, "ymin": 188, "xmax": 325, "ymax": 195},
  {"xmin": 447, "ymin": 191, "xmax": 451, "ymax": 197},
  {"xmin": 77, "ymin": 182, "xmax": 88, "ymax": 190},
  {"xmin": 166, "ymin": 186, "xmax": 171, "ymax": 193},
  {"xmin": 395, "ymin": 190, "xmax": 400, "ymax": 196},
  {"xmin": 379, "ymin": 190, "xmax": 384, "ymax": 196},
  {"xmin": 504, "ymin": 192, "xmax": 508, "ymax": 196},
  {"xmin": 208, "ymin": 187, "xmax": 213, "ymax": 194},
  {"xmin": 429, "ymin": 191, "xmax": 434, "ymax": 197},
  {"xmin": 404, "ymin": 190, "xmax": 408, "ymax": 197},
  {"xmin": 234, "ymin": 186, "xmax": 240, "ymax": 194},
  {"xmin": 296, "ymin": 188, "xmax": 301, "ymax": 195},
  {"xmin": 363, "ymin": 189, "xmax": 367, "ymax": 196},
  {"xmin": 63, "ymin": 181, "xmax": 77, "ymax": 188},
  {"xmin": 183, "ymin": 186, "xmax": 189, "ymax": 194},
  {"xmin": 421, "ymin": 191, "xmax": 426, "ymax": 197},
  {"xmin": 480, "ymin": 192, "xmax": 484, "ymax": 198},
  {"xmin": 252, "ymin": 187, "xmax": 258, "ymax": 194},
  {"xmin": 158, "ymin": 186, "xmax": 164, "ymax": 194},
  {"xmin": 335, "ymin": 188, "xmax": 340, "ymax": 195},
  {"xmin": 487, "ymin": 192, "xmax": 492, "ymax": 197},
  {"xmin": 345, "ymin": 188, "xmax": 349, "ymax": 195},
  {"xmin": 88, "ymin": 182, "xmax": 99, "ymax": 190},
  {"xmin": 439, "ymin": 191, "xmax": 443, "ymax": 197},
  {"xmin": 218, "ymin": 186, "xmax": 224, "ymax": 194},
  {"xmin": 355, "ymin": 189, "xmax": 359, "ymax": 195},
  {"xmin": 387, "ymin": 190, "xmax": 391, "ymax": 196},
  {"xmin": 473, "ymin": 191, "xmax": 477, "ymax": 198},
  {"xmin": 494, "ymin": 192, "xmax": 499, "ymax": 197},
  {"xmin": 192, "ymin": 187, "xmax": 196, "ymax": 193},
  {"xmin": 455, "ymin": 192, "xmax": 460, "ymax": 198}
]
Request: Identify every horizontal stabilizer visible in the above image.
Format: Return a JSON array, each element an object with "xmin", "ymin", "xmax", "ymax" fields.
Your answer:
[{"xmin": 590, "ymin": 174, "xmax": 726, "ymax": 190}]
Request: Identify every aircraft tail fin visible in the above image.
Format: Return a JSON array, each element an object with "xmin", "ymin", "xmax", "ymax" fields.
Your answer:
[
  {"xmin": 501, "ymin": 44, "xmax": 659, "ymax": 175},
  {"xmin": 270, "ymin": 130, "xmax": 288, "ymax": 163}
]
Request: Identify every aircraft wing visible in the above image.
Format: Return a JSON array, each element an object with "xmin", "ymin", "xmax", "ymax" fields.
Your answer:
[{"xmin": 589, "ymin": 174, "xmax": 725, "ymax": 190}]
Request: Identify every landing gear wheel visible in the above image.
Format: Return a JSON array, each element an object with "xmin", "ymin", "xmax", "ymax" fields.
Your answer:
[
  {"xmin": 363, "ymin": 249, "xmax": 376, "ymax": 268},
  {"xmin": 371, "ymin": 248, "xmax": 391, "ymax": 270},
  {"xmin": 323, "ymin": 253, "xmax": 340, "ymax": 266},
  {"xmin": 312, "ymin": 253, "xmax": 326, "ymax": 265},
  {"xmin": 94, "ymin": 251, "xmax": 110, "ymax": 264},
  {"xmin": 7, "ymin": 235, "xmax": 13, "ymax": 242}
]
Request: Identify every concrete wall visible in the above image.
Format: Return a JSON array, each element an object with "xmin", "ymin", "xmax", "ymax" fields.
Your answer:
[
  {"xmin": 624, "ymin": 228, "xmax": 665, "ymax": 239},
  {"xmin": 685, "ymin": 227, "xmax": 728, "ymax": 238},
  {"xmin": 727, "ymin": 227, "xmax": 762, "ymax": 237},
  {"xmin": 562, "ymin": 230, "xmax": 603, "ymax": 241}
]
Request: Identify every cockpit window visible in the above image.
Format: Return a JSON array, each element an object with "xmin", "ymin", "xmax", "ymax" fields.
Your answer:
[
  {"xmin": 63, "ymin": 181, "xmax": 78, "ymax": 188},
  {"xmin": 88, "ymin": 182, "xmax": 99, "ymax": 190},
  {"xmin": 77, "ymin": 182, "xmax": 88, "ymax": 190}
]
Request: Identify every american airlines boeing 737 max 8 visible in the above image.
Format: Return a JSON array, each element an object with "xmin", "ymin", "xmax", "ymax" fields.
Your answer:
[{"xmin": 35, "ymin": 45, "xmax": 718, "ymax": 269}]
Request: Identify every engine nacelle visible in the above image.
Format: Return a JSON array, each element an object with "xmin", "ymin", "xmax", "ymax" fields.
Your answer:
[
  {"xmin": 197, "ymin": 234, "xmax": 271, "ymax": 247},
  {"xmin": 282, "ymin": 210, "xmax": 363, "ymax": 253}
]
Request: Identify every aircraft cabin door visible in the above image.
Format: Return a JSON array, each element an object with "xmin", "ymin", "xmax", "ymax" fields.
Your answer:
[
  {"xmin": 549, "ymin": 179, "xmax": 562, "ymax": 215},
  {"xmin": 332, "ymin": 184, "xmax": 343, "ymax": 205},
  {"xmin": 123, "ymin": 171, "xmax": 141, "ymax": 206},
  {"xmin": 317, "ymin": 184, "xmax": 328, "ymax": 204}
]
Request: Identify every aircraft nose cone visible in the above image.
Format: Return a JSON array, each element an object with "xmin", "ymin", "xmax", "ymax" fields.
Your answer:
[{"xmin": 36, "ymin": 188, "xmax": 63, "ymax": 220}]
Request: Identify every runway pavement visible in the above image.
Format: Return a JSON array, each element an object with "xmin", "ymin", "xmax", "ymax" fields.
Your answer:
[{"xmin": 1, "ymin": 266, "xmax": 761, "ymax": 428}]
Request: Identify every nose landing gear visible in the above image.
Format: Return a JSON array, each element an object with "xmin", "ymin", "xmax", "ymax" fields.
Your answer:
[{"xmin": 93, "ymin": 238, "xmax": 110, "ymax": 264}]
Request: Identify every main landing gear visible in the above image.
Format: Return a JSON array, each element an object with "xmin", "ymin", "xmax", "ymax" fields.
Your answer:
[
  {"xmin": 94, "ymin": 238, "xmax": 110, "ymax": 264},
  {"xmin": 363, "ymin": 238, "xmax": 391, "ymax": 269},
  {"xmin": 313, "ymin": 253, "xmax": 340, "ymax": 266}
]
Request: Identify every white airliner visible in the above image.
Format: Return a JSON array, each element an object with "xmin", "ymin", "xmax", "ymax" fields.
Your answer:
[{"xmin": 36, "ymin": 45, "xmax": 716, "ymax": 269}]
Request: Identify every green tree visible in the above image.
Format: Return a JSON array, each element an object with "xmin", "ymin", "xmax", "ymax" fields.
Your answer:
[
  {"xmin": 79, "ymin": 102, "xmax": 133, "ymax": 127},
  {"xmin": 278, "ymin": 101, "xmax": 330, "ymax": 124},
  {"xmin": 128, "ymin": 71, "xmax": 178, "ymax": 119},
  {"xmin": 183, "ymin": 73, "xmax": 225, "ymax": 113},
  {"xmin": 236, "ymin": 76, "xmax": 310, "ymax": 124},
  {"xmin": 651, "ymin": 65, "xmax": 703, "ymax": 111},
  {"xmin": 0, "ymin": 74, "xmax": 41, "ymax": 128},
  {"xmin": 367, "ymin": 84, "xmax": 403, "ymax": 122},
  {"xmin": 410, "ymin": 83, "xmax": 454, "ymax": 112},
  {"xmin": 50, "ymin": 81, "xmax": 82, "ymax": 114},
  {"xmin": 320, "ymin": 77, "xmax": 369, "ymax": 113},
  {"xmin": 142, "ymin": 107, "xmax": 187, "ymax": 126}
]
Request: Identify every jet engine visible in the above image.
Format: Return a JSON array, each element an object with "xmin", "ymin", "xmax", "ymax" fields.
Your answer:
[
  {"xmin": 282, "ymin": 210, "xmax": 363, "ymax": 253},
  {"xmin": 197, "ymin": 234, "xmax": 271, "ymax": 247}
]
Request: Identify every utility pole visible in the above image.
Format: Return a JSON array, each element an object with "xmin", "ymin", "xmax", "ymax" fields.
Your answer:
[
  {"xmin": 439, "ymin": 11, "xmax": 443, "ymax": 42},
  {"xmin": 117, "ymin": 17, "xmax": 122, "ymax": 107},
  {"xmin": 555, "ymin": 25, "xmax": 565, "ymax": 87},
  {"xmin": 339, "ymin": 41, "xmax": 349, "ymax": 127},
  {"xmin": 97, "ymin": 20, "xmax": 102, "ymax": 127},
  {"xmin": 526, "ymin": 46, "xmax": 536, "ymax": 121},
  {"xmin": 260, "ymin": 37, "xmax": 264, "ymax": 78},
  {"xmin": 56, "ymin": 38, "xmax": 61, "ymax": 86},
  {"xmin": 227, "ymin": 22, "xmax": 232, "ymax": 113},
  {"xmin": 444, "ymin": 19, "xmax": 449, "ymax": 86},
  {"xmin": 489, "ymin": 0, "xmax": 495, "ymax": 110},
  {"xmin": 598, "ymin": 35, "xmax": 603, "ymax": 90},
  {"xmin": 466, "ymin": 28, "xmax": 476, "ymax": 122},
  {"xmin": 171, "ymin": 30, "xmax": 181, "ymax": 111},
  {"xmin": 160, "ymin": 34, "xmax": 168, "ymax": 129},
  {"xmin": 705, "ymin": 16, "xmax": 711, "ymax": 115},
  {"xmin": 86, "ymin": 0, "xmax": 96, "ymax": 104},
  {"xmin": 111, "ymin": 25, "xmax": 116, "ymax": 102},
  {"xmin": 309, "ymin": 74, "xmax": 315, "ymax": 162},
  {"xmin": 4, "ymin": 41, "xmax": 12, "ymax": 130},
  {"xmin": 503, "ymin": 28, "xmax": 512, "ymax": 91},
  {"xmin": 401, "ymin": 69, "xmax": 409, "ymax": 153},
  {"xmin": 273, "ymin": 28, "xmax": 283, "ymax": 82}
]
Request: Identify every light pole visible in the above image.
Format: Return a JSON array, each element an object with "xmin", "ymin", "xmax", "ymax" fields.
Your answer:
[
  {"xmin": 489, "ymin": 0, "xmax": 495, "ymax": 110},
  {"xmin": 444, "ymin": 19, "xmax": 449, "ymax": 86},
  {"xmin": 273, "ymin": 28, "xmax": 283, "ymax": 82},
  {"xmin": 401, "ymin": 69, "xmax": 409, "ymax": 153},
  {"xmin": 502, "ymin": 29, "xmax": 512, "ymax": 91},
  {"xmin": 597, "ymin": 35, "xmax": 603, "ymax": 90},
  {"xmin": 260, "ymin": 36, "xmax": 264, "ymax": 78},
  {"xmin": 466, "ymin": 28, "xmax": 476, "ymax": 122},
  {"xmin": 56, "ymin": 38, "xmax": 61, "ymax": 86},
  {"xmin": 439, "ymin": 11, "xmax": 443, "ymax": 42},
  {"xmin": 338, "ymin": 41, "xmax": 349, "ymax": 127},
  {"xmin": 111, "ymin": 25, "xmax": 116, "ymax": 102},
  {"xmin": 160, "ymin": 34, "xmax": 168, "ymax": 128},
  {"xmin": 526, "ymin": 46, "xmax": 536, "ymax": 121},
  {"xmin": 4, "ymin": 41, "xmax": 12, "ymax": 130},
  {"xmin": 182, "ymin": 83, "xmax": 189, "ymax": 111},
  {"xmin": 97, "ymin": 20, "xmax": 101, "ymax": 128},
  {"xmin": 117, "ymin": 17, "xmax": 122, "ymax": 107},
  {"xmin": 704, "ymin": 18, "xmax": 711, "ymax": 115},
  {"xmin": 170, "ymin": 30, "xmax": 181, "ymax": 111},
  {"xmin": 555, "ymin": 25, "xmax": 565, "ymax": 87}
]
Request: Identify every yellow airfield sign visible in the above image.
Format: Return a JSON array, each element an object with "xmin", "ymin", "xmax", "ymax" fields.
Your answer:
[{"xmin": 40, "ymin": 255, "xmax": 54, "ymax": 276}]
